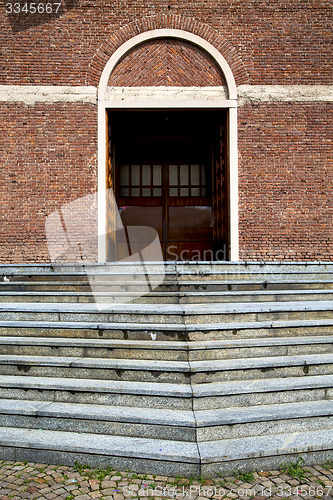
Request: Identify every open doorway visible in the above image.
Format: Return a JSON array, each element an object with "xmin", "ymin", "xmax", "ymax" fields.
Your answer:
[{"xmin": 107, "ymin": 110, "xmax": 228, "ymax": 261}]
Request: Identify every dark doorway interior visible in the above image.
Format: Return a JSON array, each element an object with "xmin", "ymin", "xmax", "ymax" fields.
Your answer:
[{"xmin": 107, "ymin": 110, "xmax": 228, "ymax": 261}]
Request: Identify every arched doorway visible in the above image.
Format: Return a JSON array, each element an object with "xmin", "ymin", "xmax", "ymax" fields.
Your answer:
[{"xmin": 97, "ymin": 29, "xmax": 239, "ymax": 261}]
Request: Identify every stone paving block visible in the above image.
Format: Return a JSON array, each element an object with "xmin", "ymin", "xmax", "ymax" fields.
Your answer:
[
  {"xmin": 72, "ymin": 489, "xmax": 82, "ymax": 496},
  {"xmin": 101, "ymin": 480, "xmax": 117, "ymax": 488},
  {"xmin": 65, "ymin": 484, "xmax": 78, "ymax": 491},
  {"xmin": 129, "ymin": 483, "xmax": 140, "ymax": 491},
  {"xmin": 101, "ymin": 487, "xmax": 117, "ymax": 495},
  {"xmin": 39, "ymin": 486, "xmax": 53, "ymax": 494},
  {"xmin": 114, "ymin": 494, "xmax": 125, "ymax": 500},
  {"xmin": 272, "ymin": 477, "xmax": 285, "ymax": 484},
  {"xmin": 0, "ymin": 460, "xmax": 333, "ymax": 500}
]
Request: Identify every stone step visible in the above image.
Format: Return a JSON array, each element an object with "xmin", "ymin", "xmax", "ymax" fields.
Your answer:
[
  {"xmin": 0, "ymin": 425, "xmax": 331, "ymax": 476},
  {"xmin": 0, "ymin": 399, "xmax": 196, "ymax": 442},
  {"xmin": 193, "ymin": 374, "xmax": 333, "ymax": 410},
  {"xmin": 1, "ymin": 262, "xmax": 333, "ymax": 278},
  {"xmin": 0, "ymin": 301, "xmax": 333, "ymax": 324},
  {"xmin": 2, "ymin": 279, "xmax": 333, "ymax": 293},
  {"xmin": 0, "ymin": 336, "xmax": 187, "ymax": 361},
  {"xmin": 196, "ymin": 400, "xmax": 333, "ymax": 441},
  {"xmin": 179, "ymin": 290, "xmax": 333, "ymax": 303},
  {"xmin": 0, "ymin": 318, "xmax": 332, "ymax": 341},
  {"xmin": 190, "ymin": 336, "xmax": 333, "ymax": 360},
  {"xmin": 0, "ymin": 374, "xmax": 331, "ymax": 410},
  {"xmin": 0, "ymin": 353, "xmax": 331, "ymax": 384},
  {"xmin": 0, "ymin": 263, "xmax": 333, "ymax": 282},
  {"xmin": 187, "ymin": 319, "xmax": 333, "ymax": 341},
  {"xmin": 178, "ymin": 280, "xmax": 333, "ymax": 291},
  {"xmin": 176, "ymin": 270, "xmax": 333, "ymax": 280},
  {"xmin": 1, "ymin": 262, "xmax": 333, "ymax": 274},
  {"xmin": 190, "ymin": 354, "xmax": 333, "ymax": 383},
  {"xmin": 199, "ymin": 428, "xmax": 333, "ymax": 475},
  {"xmin": 0, "ymin": 355, "xmax": 189, "ymax": 384},
  {"xmin": 0, "ymin": 398, "xmax": 331, "ymax": 444},
  {"xmin": 2, "ymin": 274, "xmax": 333, "ymax": 290},
  {"xmin": 0, "ymin": 375, "xmax": 193, "ymax": 410},
  {"xmin": 0, "ymin": 335, "xmax": 331, "ymax": 361},
  {"xmin": 0, "ymin": 426, "xmax": 200, "ymax": 476},
  {"xmin": 1, "ymin": 289, "xmax": 333, "ymax": 304},
  {"xmin": 1, "ymin": 262, "xmax": 332, "ymax": 474}
]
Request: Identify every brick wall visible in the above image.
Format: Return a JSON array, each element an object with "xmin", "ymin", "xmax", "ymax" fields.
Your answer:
[
  {"xmin": 238, "ymin": 102, "xmax": 333, "ymax": 261},
  {"xmin": 109, "ymin": 39, "xmax": 226, "ymax": 86},
  {"xmin": 1, "ymin": 4, "xmax": 331, "ymax": 86},
  {"xmin": 0, "ymin": 103, "xmax": 97, "ymax": 263},
  {"xmin": 1, "ymin": 2, "xmax": 332, "ymax": 262}
]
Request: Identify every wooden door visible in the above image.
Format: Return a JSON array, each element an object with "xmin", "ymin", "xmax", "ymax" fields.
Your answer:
[
  {"xmin": 165, "ymin": 162, "xmax": 212, "ymax": 260},
  {"xmin": 116, "ymin": 161, "xmax": 212, "ymax": 260}
]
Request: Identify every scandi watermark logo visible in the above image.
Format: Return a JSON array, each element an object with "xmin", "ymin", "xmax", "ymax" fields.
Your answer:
[
  {"xmin": 45, "ymin": 189, "xmax": 165, "ymax": 310},
  {"xmin": 5, "ymin": 0, "xmax": 79, "ymax": 31}
]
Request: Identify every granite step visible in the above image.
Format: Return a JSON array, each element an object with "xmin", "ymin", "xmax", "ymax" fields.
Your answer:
[
  {"xmin": 0, "ymin": 398, "xmax": 331, "ymax": 443},
  {"xmin": 1, "ymin": 374, "xmax": 331, "ymax": 411},
  {"xmin": 199, "ymin": 427, "xmax": 333, "ymax": 475},
  {"xmin": 0, "ymin": 425, "xmax": 331, "ymax": 476},
  {"xmin": 0, "ymin": 335, "xmax": 331, "ymax": 361},
  {"xmin": 2, "ymin": 267, "xmax": 333, "ymax": 280},
  {"xmin": 0, "ymin": 399, "xmax": 196, "ymax": 442},
  {"xmin": 0, "ymin": 319, "xmax": 332, "ymax": 341},
  {"xmin": 189, "ymin": 336, "xmax": 333, "ymax": 360},
  {"xmin": 0, "ymin": 336, "xmax": 189, "ymax": 361},
  {"xmin": 0, "ymin": 426, "xmax": 200, "ymax": 476},
  {"xmin": 196, "ymin": 400, "xmax": 333, "ymax": 441},
  {"xmin": 0, "ymin": 375, "xmax": 194, "ymax": 410},
  {"xmin": 1, "ymin": 289, "xmax": 333, "ymax": 304},
  {"xmin": 0, "ymin": 355, "xmax": 190, "ymax": 384},
  {"xmin": 0, "ymin": 353, "xmax": 331, "ymax": 384},
  {"xmin": 0, "ymin": 262, "xmax": 332, "ymax": 473},
  {"xmin": 0, "ymin": 301, "xmax": 333, "ymax": 324},
  {"xmin": 190, "ymin": 354, "xmax": 333, "ymax": 383},
  {"xmin": 1, "ymin": 279, "xmax": 333, "ymax": 293},
  {"xmin": 192, "ymin": 374, "xmax": 333, "ymax": 410}
]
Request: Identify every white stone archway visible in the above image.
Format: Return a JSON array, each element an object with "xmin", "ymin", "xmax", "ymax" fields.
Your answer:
[{"xmin": 97, "ymin": 29, "xmax": 239, "ymax": 261}]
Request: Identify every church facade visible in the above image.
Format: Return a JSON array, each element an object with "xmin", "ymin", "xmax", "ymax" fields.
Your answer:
[{"xmin": 1, "ymin": 1, "xmax": 332, "ymax": 263}]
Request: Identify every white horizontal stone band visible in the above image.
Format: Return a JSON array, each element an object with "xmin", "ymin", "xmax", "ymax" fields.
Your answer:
[
  {"xmin": 238, "ymin": 85, "xmax": 333, "ymax": 105},
  {"xmin": 103, "ymin": 86, "xmax": 234, "ymax": 108},
  {"xmin": 0, "ymin": 85, "xmax": 97, "ymax": 104},
  {"xmin": 0, "ymin": 85, "xmax": 332, "ymax": 105}
]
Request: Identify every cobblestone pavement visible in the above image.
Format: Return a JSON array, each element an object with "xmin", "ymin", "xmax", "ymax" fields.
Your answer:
[{"xmin": 0, "ymin": 459, "xmax": 332, "ymax": 500}]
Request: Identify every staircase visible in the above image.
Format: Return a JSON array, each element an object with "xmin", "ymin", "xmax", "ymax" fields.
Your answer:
[{"xmin": 0, "ymin": 262, "xmax": 332, "ymax": 476}]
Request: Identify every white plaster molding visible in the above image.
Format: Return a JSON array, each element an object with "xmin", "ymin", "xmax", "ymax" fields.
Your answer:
[
  {"xmin": 0, "ymin": 85, "xmax": 97, "ymax": 105},
  {"xmin": 238, "ymin": 85, "xmax": 333, "ymax": 105},
  {"xmin": 98, "ymin": 29, "xmax": 237, "ymax": 100},
  {"xmin": 103, "ymin": 86, "xmax": 236, "ymax": 108},
  {"xmin": 229, "ymin": 107, "xmax": 239, "ymax": 262},
  {"xmin": 1, "ymin": 85, "xmax": 333, "ymax": 105}
]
